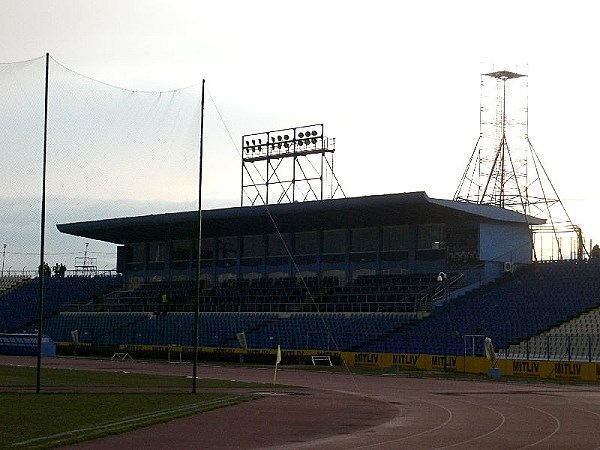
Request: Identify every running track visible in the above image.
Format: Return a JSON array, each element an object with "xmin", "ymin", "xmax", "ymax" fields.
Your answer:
[{"xmin": 3, "ymin": 356, "xmax": 600, "ymax": 449}]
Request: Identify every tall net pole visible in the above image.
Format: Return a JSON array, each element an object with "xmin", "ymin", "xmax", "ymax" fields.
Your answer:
[
  {"xmin": 36, "ymin": 52, "xmax": 50, "ymax": 394},
  {"xmin": 192, "ymin": 79, "xmax": 205, "ymax": 394}
]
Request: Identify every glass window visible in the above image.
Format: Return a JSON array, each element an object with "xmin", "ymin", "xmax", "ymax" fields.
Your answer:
[
  {"xmin": 382, "ymin": 226, "xmax": 409, "ymax": 251},
  {"xmin": 267, "ymin": 233, "xmax": 289, "ymax": 257},
  {"xmin": 323, "ymin": 229, "xmax": 346, "ymax": 254},
  {"xmin": 351, "ymin": 227, "xmax": 378, "ymax": 253},
  {"xmin": 148, "ymin": 242, "xmax": 166, "ymax": 262},
  {"xmin": 217, "ymin": 236, "xmax": 238, "ymax": 259},
  {"xmin": 294, "ymin": 231, "xmax": 319, "ymax": 255},
  {"xmin": 417, "ymin": 224, "xmax": 445, "ymax": 250},
  {"xmin": 129, "ymin": 243, "xmax": 145, "ymax": 263},
  {"xmin": 243, "ymin": 235, "xmax": 264, "ymax": 258},
  {"xmin": 199, "ymin": 238, "xmax": 215, "ymax": 260},
  {"xmin": 171, "ymin": 240, "xmax": 191, "ymax": 262}
]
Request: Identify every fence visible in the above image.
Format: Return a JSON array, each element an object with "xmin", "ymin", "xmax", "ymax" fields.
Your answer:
[{"xmin": 505, "ymin": 334, "xmax": 600, "ymax": 362}]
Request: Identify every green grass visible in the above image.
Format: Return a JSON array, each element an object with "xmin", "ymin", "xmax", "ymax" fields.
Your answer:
[
  {"xmin": 1, "ymin": 392, "xmax": 248, "ymax": 449},
  {"xmin": 0, "ymin": 364, "xmax": 265, "ymax": 389},
  {"xmin": 0, "ymin": 365, "xmax": 267, "ymax": 448}
]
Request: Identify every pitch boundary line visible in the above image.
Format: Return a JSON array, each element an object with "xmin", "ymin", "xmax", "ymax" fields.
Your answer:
[{"xmin": 10, "ymin": 395, "xmax": 245, "ymax": 449}]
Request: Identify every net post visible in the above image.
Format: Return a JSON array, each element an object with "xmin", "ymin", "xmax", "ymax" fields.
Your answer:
[
  {"xmin": 192, "ymin": 79, "xmax": 205, "ymax": 394},
  {"xmin": 36, "ymin": 52, "xmax": 50, "ymax": 394}
]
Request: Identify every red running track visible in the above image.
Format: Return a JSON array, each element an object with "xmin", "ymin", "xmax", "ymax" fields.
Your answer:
[{"xmin": 3, "ymin": 356, "xmax": 600, "ymax": 449}]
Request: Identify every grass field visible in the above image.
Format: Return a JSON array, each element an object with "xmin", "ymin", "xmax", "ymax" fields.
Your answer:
[{"xmin": 0, "ymin": 365, "xmax": 265, "ymax": 449}]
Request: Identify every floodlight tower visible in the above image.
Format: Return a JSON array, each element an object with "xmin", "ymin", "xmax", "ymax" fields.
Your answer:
[
  {"xmin": 454, "ymin": 65, "xmax": 584, "ymax": 260},
  {"xmin": 241, "ymin": 123, "xmax": 345, "ymax": 206}
]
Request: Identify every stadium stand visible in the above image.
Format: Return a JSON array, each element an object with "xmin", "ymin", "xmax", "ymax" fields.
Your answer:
[
  {"xmin": 76, "ymin": 272, "xmax": 459, "ymax": 314},
  {"xmin": 507, "ymin": 300, "xmax": 600, "ymax": 361},
  {"xmin": 39, "ymin": 310, "xmax": 416, "ymax": 351},
  {"xmin": 0, "ymin": 275, "xmax": 123, "ymax": 333},
  {"xmin": 4, "ymin": 261, "xmax": 600, "ymax": 361},
  {"xmin": 364, "ymin": 259, "xmax": 600, "ymax": 356},
  {"xmin": 0, "ymin": 275, "xmax": 30, "ymax": 295},
  {"xmin": 0, "ymin": 333, "xmax": 55, "ymax": 356}
]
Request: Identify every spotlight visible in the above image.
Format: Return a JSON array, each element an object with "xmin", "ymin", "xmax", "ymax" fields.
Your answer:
[
  {"xmin": 277, "ymin": 135, "xmax": 282, "ymax": 141},
  {"xmin": 311, "ymin": 130, "xmax": 318, "ymax": 136},
  {"xmin": 284, "ymin": 134, "xmax": 289, "ymax": 140},
  {"xmin": 304, "ymin": 138, "xmax": 310, "ymax": 145},
  {"xmin": 298, "ymin": 132, "xmax": 304, "ymax": 138},
  {"xmin": 311, "ymin": 138, "xmax": 317, "ymax": 144}
]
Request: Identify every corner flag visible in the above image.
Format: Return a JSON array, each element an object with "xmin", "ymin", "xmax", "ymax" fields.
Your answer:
[{"xmin": 273, "ymin": 345, "xmax": 282, "ymax": 385}]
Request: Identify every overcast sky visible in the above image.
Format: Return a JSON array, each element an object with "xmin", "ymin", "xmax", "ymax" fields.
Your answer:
[{"xmin": 0, "ymin": 0, "xmax": 598, "ymax": 271}]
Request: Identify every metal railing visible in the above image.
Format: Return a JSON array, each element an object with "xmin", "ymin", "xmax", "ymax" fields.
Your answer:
[{"xmin": 505, "ymin": 334, "xmax": 600, "ymax": 362}]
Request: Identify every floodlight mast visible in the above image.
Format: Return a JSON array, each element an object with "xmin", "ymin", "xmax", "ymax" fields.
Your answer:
[
  {"xmin": 457, "ymin": 69, "xmax": 527, "ymax": 209},
  {"xmin": 454, "ymin": 65, "xmax": 585, "ymax": 260},
  {"xmin": 240, "ymin": 124, "xmax": 345, "ymax": 206}
]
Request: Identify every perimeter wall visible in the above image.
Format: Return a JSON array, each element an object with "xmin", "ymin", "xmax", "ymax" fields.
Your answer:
[{"xmin": 58, "ymin": 343, "xmax": 600, "ymax": 383}]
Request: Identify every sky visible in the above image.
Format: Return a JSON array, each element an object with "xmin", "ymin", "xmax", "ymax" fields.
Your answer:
[{"xmin": 0, "ymin": 0, "xmax": 599, "ymax": 272}]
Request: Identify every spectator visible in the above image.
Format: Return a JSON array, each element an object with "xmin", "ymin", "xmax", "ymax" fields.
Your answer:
[
  {"xmin": 39, "ymin": 262, "xmax": 51, "ymax": 277},
  {"xmin": 161, "ymin": 292, "xmax": 168, "ymax": 315}
]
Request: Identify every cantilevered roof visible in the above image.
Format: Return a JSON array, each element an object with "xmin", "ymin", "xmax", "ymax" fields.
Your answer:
[
  {"xmin": 57, "ymin": 191, "xmax": 545, "ymax": 244},
  {"xmin": 483, "ymin": 70, "xmax": 526, "ymax": 80},
  {"xmin": 428, "ymin": 198, "xmax": 544, "ymax": 224}
]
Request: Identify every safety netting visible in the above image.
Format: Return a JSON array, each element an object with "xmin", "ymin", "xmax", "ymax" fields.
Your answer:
[{"xmin": 0, "ymin": 55, "xmax": 203, "ymax": 272}]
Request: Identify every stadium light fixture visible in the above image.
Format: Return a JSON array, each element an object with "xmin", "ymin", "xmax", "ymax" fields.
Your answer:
[{"xmin": 240, "ymin": 123, "xmax": 337, "ymax": 205}]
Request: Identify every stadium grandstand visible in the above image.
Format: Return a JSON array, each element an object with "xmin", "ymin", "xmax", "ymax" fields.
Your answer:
[{"xmin": 3, "ymin": 189, "xmax": 600, "ymax": 371}]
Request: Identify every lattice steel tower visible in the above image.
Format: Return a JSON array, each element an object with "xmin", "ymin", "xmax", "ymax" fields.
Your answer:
[
  {"xmin": 454, "ymin": 65, "xmax": 583, "ymax": 260},
  {"xmin": 241, "ymin": 123, "xmax": 345, "ymax": 206}
]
